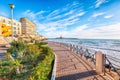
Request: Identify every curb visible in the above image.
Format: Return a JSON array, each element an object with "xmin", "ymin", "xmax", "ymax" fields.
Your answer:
[{"xmin": 51, "ymin": 53, "xmax": 57, "ymax": 80}]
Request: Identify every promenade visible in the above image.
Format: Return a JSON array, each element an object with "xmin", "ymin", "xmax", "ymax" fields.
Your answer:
[{"xmin": 48, "ymin": 42, "xmax": 109, "ymax": 80}]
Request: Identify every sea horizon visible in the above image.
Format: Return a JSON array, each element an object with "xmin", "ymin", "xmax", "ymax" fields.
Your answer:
[{"xmin": 48, "ymin": 37, "xmax": 120, "ymax": 40}]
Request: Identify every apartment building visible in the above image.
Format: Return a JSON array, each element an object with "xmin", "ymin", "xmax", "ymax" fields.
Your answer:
[
  {"xmin": 20, "ymin": 18, "xmax": 36, "ymax": 35},
  {"xmin": 0, "ymin": 16, "xmax": 22, "ymax": 36}
]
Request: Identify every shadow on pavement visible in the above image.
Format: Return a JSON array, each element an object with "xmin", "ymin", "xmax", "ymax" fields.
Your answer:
[{"xmin": 56, "ymin": 70, "xmax": 98, "ymax": 80}]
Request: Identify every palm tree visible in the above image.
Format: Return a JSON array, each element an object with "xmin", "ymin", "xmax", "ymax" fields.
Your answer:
[{"xmin": 6, "ymin": 41, "xmax": 26, "ymax": 74}]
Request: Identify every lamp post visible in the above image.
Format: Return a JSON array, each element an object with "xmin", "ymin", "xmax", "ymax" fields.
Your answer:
[{"xmin": 8, "ymin": 4, "xmax": 15, "ymax": 41}]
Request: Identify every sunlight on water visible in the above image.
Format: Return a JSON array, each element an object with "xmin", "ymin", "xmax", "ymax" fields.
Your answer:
[{"xmin": 49, "ymin": 38, "xmax": 120, "ymax": 68}]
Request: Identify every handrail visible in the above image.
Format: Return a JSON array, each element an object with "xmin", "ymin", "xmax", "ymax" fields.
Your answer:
[
  {"xmin": 107, "ymin": 55, "xmax": 120, "ymax": 64},
  {"xmin": 105, "ymin": 55, "xmax": 120, "ymax": 76},
  {"xmin": 59, "ymin": 42, "xmax": 96, "ymax": 65},
  {"xmin": 52, "ymin": 41, "xmax": 120, "ymax": 77}
]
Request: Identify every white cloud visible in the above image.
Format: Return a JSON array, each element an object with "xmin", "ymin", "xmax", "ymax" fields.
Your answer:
[
  {"xmin": 75, "ymin": 22, "xmax": 120, "ymax": 39},
  {"xmin": 47, "ymin": 10, "xmax": 60, "ymax": 18},
  {"xmin": 22, "ymin": 10, "xmax": 35, "ymax": 19},
  {"xmin": 22, "ymin": 10, "xmax": 45, "ymax": 20},
  {"xmin": 69, "ymin": 25, "xmax": 88, "ymax": 36},
  {"xmin": 37, "ymin": 23, "xmax": 46, "ymax": 30},
  {"xmin": 72, "ymin": 25, "xmax": 88, "ymax": 32},
  {"xmin": 36, "ymin": 11, "xmax": 46, "ymax": 15},
  {"xmin": 44, "ymin": 23, "xmax": 120, "ymax": 39},
  {"xmin": 55, "ymin": 11, "xmax": 85, "ymax": 23},
  {"xmin": 104, "ymin": 15, "xmax": 113, "ymax": 19},
  {"xmin": 44, "ymin": 24, "xmax": 88, "ymax": 38},
  {"xmin": 0, "ymin": 12, "xmax": 8, "ymax": 17},
  {"xmin": 21, "ymin": 2, "xmax": 86, "ymax": 37},
  {"xmin": 44, "ymin": 27, "xmax": 57, "ymax": 32},
  {"xmin": 95, "ymin": 0, "xmax": 109, "ymax": 8},
  {"xmin": 88, "ymin": 12, "xmax": 105, "ymax": 21},
  {"xmin": 92, "ymin": 12, "xmax": 105, "ymax": 17},
  {"xmin": 46, "ymin": 10, "xmax": 76, "ymax": 21},
  {"xmin": 72, "ymin": 1, "xmax": 79, "ymax": 6},
  {"xmin": 21, "ymin": 1, "xmax": 120, "ymax": 39},
  {"xmin": 46, "ymin": 2, "xmax": 79, "ymax": 19},
  {"xmin": 77, "ymin": 12, "xmax": 85, "ymax": 16},
  {"xmin": 46, "ymin": 7, "xmax": 84, "ymax": 22}
]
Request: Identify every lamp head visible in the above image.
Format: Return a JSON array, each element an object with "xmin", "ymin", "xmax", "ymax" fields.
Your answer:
[{"xmin": 8, "ymin": 4, "xmax": 15, "ymax": 9}]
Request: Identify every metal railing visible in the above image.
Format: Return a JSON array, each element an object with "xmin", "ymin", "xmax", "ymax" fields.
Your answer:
[
  {"xmin": 105, "ymin": 55, "xmax": 120, "ymax": 76},
  {"xmin": 50, "ymin": 42, "xmax": 120, "ymax": 76},
  {"xmin": 52, "ymin": 41, "xmax": 120, "ymax": 76},
  {"xmin": 58, "ymin": 42, "xmax": 96, "ymax": 65}
]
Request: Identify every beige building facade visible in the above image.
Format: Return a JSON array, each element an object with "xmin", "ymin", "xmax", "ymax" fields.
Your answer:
[
  {"xmin": 20, "ymin": 18, "xmax": 36, "ymax": 35},
  {"xmin": 0, "ymin": 16, "xmax": 22, "ymax": 36},
  {"xmin": 0, "ymin": 16, "xmax": 45, "ymax": 41}
]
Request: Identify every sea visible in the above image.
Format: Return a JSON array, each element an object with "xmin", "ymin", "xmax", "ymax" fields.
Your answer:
[{"xmin": 48, "ymin": 38, "xmax": 120, "ymax": 68}]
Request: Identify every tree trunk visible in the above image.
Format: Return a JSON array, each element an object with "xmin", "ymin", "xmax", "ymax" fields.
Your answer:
[
  {"xmin": 10, "ymin": 55, "xmax": 15, "ymax": 61},
  {"xmin": 16, "ymin": 66, "xmax": 20, "ymax": 74},
  {"xmin": 10, "ymin": 55, "xmax": 20, "ymax": 74}
]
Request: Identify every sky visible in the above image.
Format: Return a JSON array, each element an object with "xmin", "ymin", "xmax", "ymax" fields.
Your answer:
[{"xmin": 0, "ymin": 0, "xmax": 120, "ymax": 39}]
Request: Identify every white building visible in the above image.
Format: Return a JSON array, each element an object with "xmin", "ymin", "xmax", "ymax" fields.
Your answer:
[{"xmin": 0, "ymin": 16, "xmax": 22, "ymax": 36}]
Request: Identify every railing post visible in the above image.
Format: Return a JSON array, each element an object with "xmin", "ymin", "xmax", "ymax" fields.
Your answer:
[
  {"xmin": 96, "ymin": 51, "xmax": 105, "ymax": 74},
  {"xmin": 69, "ymin": 44, "xmax": 71, "ymax": 51},
  {"xmin": 76, "ymin": 46, "xmax": 78, "ymax": 54},
  {"xmin": 71, "ymin": 44, "xmax": 73, "ymax": 51},
  {"xmin": 60, "ymin": 43, "xmax": 61, "ymax": 47}
]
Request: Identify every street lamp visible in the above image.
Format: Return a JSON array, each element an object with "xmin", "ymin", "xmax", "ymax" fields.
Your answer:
[{"xmin": 8, "ymin": 4, "xmax": 15, "ymax": 41}]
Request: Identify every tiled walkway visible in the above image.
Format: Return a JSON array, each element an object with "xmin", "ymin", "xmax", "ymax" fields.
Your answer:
[{"xmin": 48, "ymin": 42, "xmax": 109, "ymax": 80}]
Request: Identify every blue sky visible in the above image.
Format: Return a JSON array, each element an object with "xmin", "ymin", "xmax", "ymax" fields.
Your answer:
[{"xmin": 0, "ymin": 0, "xmax": 120, "ymax": 39}]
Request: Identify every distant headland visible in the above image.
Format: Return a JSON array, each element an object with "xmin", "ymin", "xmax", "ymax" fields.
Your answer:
[{"xmin": 55, "ymin": 37, "xmax": 79, "ymax": 39}]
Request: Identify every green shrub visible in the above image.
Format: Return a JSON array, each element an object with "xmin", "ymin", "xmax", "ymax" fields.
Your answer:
[
  {"xmin": 22, "ymin": 44, "xmax": 41, "ymax": 68},
  {"xmin": 7, "ymin": 41, "xmax": 26, "ymax": 59},
  {"xmin": 0, "ymin": 42, "xmax": 54, "ymax": 80},
  {"xmin": 36, "ymin": 42, "xmax": 48, "ymax": 48},
  {"xmin": 27, "ymin": 47, "xmax": 54, "ymax": 80},
  {"xmin": 0, "ymin": 61, "xmax": 11, "ymax": 66}
]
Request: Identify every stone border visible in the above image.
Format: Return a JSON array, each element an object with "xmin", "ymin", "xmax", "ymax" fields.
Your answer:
[{"xmin": 51, "ymin": 53, "xmax": 57, "ymax": 80}]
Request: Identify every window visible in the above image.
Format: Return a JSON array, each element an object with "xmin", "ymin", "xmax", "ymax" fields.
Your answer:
[
  {"xmin": 14, "ymin": 27, "xmax": 16, "ymax": 30},
  {"xmin": 3, "ymin": 19, "xmax": 5, "ymax": 23},
  {"xmin": 8, "ymin": 21, "xmax": 11, "ymax": 24},
  {"xmin": 14, "ymin": 23, "xmax": 16, "ymax": 25},
  {"xmin": 14, "ymin": 31, "xmax": 16, "ymax": 34}
]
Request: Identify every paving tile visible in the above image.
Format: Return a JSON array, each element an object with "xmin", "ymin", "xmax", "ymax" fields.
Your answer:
[{"xmin": 48, "ymin": 42, "xmax": 109, "ymax": 80}]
